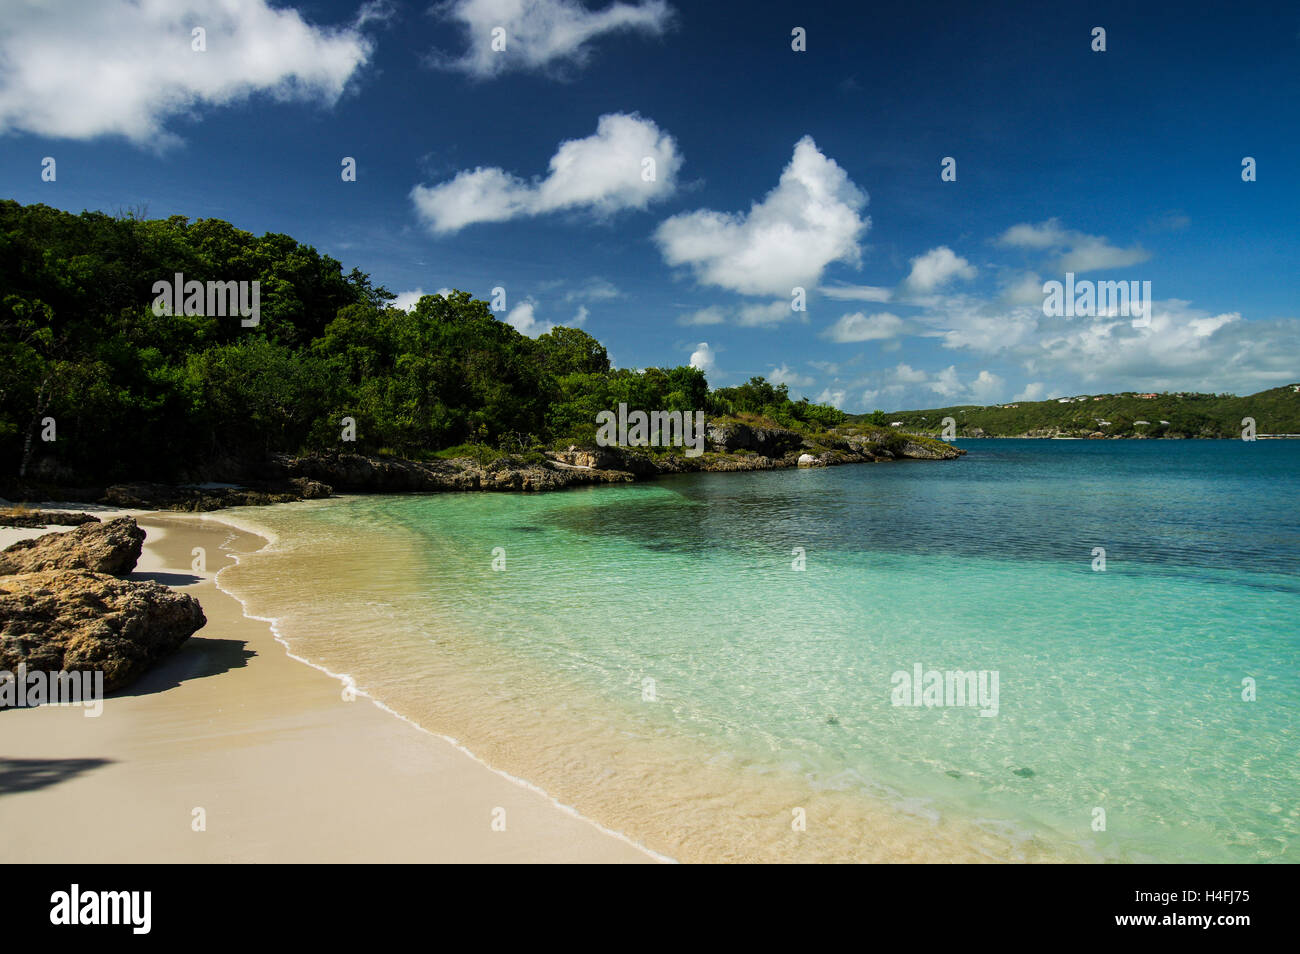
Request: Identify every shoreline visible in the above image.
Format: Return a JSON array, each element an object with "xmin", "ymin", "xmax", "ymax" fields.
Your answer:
[
  {"xmin": 198, "ymin": 508, "xmax": 676, "ymax": 864},
  {"xmin": 0, "ymin": 508, "xmax": 663, "ymax": 863}
]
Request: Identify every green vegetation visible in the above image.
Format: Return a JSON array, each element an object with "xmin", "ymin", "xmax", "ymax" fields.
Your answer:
[
  {"xmin": 0, "ymin": 200, "xmax": 844, "ymax": 484},
  {"xmin": 855, "ymin": 387, "xmax": 1300, "ymax": 439},
  {"xmin": 706, "ymin": 377, "xmax": 847, "ymax": 432}
]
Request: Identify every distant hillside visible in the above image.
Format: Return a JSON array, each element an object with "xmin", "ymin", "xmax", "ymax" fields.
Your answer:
[{"xmin": 851, "ymin": 385, "xmax": 1300, "ymax": 439}]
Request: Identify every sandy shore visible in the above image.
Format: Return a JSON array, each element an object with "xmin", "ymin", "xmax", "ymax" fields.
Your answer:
[{"xmin": 0, "ymin": 509, "xmax": 659, "ymax": 863}]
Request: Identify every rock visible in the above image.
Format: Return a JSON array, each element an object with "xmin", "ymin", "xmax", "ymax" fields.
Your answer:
[
  {"xmin": 797, "ymin": 453, "xmax": 818, "ymax": 467},
  {"xmin": 0, "ymin": 569, "xmax": 205, "ymax": 692},
  {"xmin": 899, "ymin": 440, "xmax": 964, "ymax": 460},
  {"xmin": 0, "ymin": 509, "xmax": 101, "ymax": 529},
  {"xmin": 0, "ymin": 516, "xmax": 145, "ymax": 577},
  {"xmin": 102, "ymin": 480, "xmax": 331, "ymax": 511},
  {"xmin": 705, "ymin": 421, "xmax": 804, "ymax": 456},
  {"xmin": 268, "ymin": 452, "xmax": 633, "ymax": 494}
]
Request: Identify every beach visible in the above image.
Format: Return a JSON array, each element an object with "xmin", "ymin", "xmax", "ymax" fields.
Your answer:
[{"xmin": 0, "ymin": 511, "xmax": 660, "ymax": 863}]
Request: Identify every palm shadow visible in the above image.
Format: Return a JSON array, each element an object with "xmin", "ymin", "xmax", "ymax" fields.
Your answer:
[
  {"xmin": 129, "ymin": 571, "xmax": 204, "ymax": 586},
  {"xmin": 0, "ymin": 756, "xmax": 113, "ymax": 794}
]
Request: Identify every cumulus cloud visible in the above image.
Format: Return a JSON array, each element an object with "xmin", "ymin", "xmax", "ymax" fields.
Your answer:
[
  {"xmin": 821, "ymin": 311, "xmax": 903, "ymax": 343},
  {"xmin": 903, "ymin": 246, "xmax": 976, "ymax": 292},
  {"xmin": 911, "ymin": 288, "xmax": 1300, "ymax": 396},
  {"xmin": 854, "ymin": 362, "xmax": 1008, "ymax": 410},
  {"xmin": 997, "ymin": 218, "xmax": 1149, "ymax": 273},
  {"xmin": 411, "ymin": 112, "xmax": 680, "ymax": 233},
  {"xmin": 434, "ymin": 0, "xmax": 673, "ymax": 78},
  {"xmin": 768, "ymin": 364, "xmax": 815, "ymax": 388},
  {"xmin": 689, "ymin": 341, "xmax": 716, "ymax": 372},
  {"xmin": 816, "ymin": 388, "xmax": 847, "ymax": 408},
  {"xmin": 654, "ymin": 135, "xmax": 869, "ymax": 296},
  {"xmin": 1014, "ymin": 382, "xmax": 1046, "ymax": 401},
  {"xmin": 969, "ymin": 369, "xmax": 1004, "ymax": 403},
  {"xmin": 0, "ymin": 0, "xmax": 374, "ymax": 146},
  {"xmin": 502, "ymin": 298, "xmax": 586, "ymax": 337}
]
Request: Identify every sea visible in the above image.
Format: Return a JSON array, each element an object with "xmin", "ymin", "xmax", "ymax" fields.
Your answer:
[{"xmin": 215, "ymin": 439, "xmax": 1300, "ymax": 862}]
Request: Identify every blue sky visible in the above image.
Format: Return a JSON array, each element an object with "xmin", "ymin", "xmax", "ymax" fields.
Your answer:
[{"xmin": 1, "ymin": 0, "xmax": 1296, "ymax": 411}]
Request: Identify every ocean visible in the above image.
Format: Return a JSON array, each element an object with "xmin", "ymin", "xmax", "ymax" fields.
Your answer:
[{"xmin": 216, "ymin": 439, "xmax": 1300, "ymax": 862}]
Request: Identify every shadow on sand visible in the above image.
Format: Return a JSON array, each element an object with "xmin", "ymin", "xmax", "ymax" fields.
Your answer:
[
  {"xmin": 128, "ymin": 570, "xmax": 204, "ymax": 586},
  {"xmin": 112, "ymin": 636, "xmax": 256, "ymax": 699},
  {"xmin": 0, "ymin": 756, "xmax": 114, "ymax": 794}
]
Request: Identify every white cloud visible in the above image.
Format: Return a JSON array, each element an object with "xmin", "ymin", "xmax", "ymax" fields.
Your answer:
[
  {"xmin": 912, "ymin": 285, "xmax": 1300, "ymax": 396},
  {"xmin": 821, "ymin": 311, "xmax": 903, "ymax": 343},
  {"xmin": 411, "ymin": 112, "xmax": 680, "ymax": 233},
  {"xmin": 689, "ymin": 341, "xmax": 716, "ymax": 372},
  {"xmin": 891, "ymin": 363, "xmax": 930, "ymax": 384},
  {"xmin": 816, "ymin": 388, "xmax": 847, "ymax": 409},
  {"xmin": 929, "ymin": 365, "xmax": 963, "ymax": 399},
  {"xmin": 0, "ymin": 0, "xmax": 374, "ymax": 146},
  {"xmin": 1000, "ymin": 271, "xmax": 1045, "ymax": 306},
  {"xmin": 818, "ymin": 283, "xmax": 892, "ymax": 303},
  {"xmin": 677, "ymin": 306, "xmax": 727, "ymax": 326},
  {"xmin": 564, "ymin": 277, "xmax": 622, "ymax": 302},
  {"xmin": 393, "ymin": 287, "xmax": 454, "ymax": 310},
  {"xmin": 502, "ymin": 298, "xmax": 586, "ymax": 337},
  {"xmin": 654, "ymin": 135, "xmax": 869, "ymax": 296},
  {"xmin": 1014, "ymin": 382, "xmax": 1046, "ymax": 401},
  {"xmin": 737, "ymin": 300, "xmax": 799, "ymax": 327},
  {"xmin": 768, "ymin": 364, "xmax": 815, "ymax": 388},
  {"xmin": 997, "ymin": 218, "xmax": 1149, "ymax": 273},
  {"xmin": 435, "ymin": 0, "xmax": 673, "ymax": 78},
  {"xmin": 903, "ymin": 246, "xmax": 976, "ymax": 292},
  {"xmin": 969, "ymin": 370, "xmax": 1004, "ymax": 403}
]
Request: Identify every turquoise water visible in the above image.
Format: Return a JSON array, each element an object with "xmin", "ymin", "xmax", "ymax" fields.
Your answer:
[{"xmin": 224, "ymin": 440, "xmax": 1300, "ymax": 862}]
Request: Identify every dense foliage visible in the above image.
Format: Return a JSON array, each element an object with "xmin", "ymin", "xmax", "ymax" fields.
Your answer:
[
  {"xmin": 706, "ymin": 376, "xmax": 847, "ymax": 432},
  {"xmin": 0, "ymin": 200, "xmax": 840, "ymax": 484}
]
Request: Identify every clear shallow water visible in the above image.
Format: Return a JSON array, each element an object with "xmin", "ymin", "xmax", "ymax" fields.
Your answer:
[{"xmin": 220, "ymin": 440, "xmax": 1300, "ymax": 862}]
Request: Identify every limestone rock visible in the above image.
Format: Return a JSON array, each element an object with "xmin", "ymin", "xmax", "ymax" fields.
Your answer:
[
  {"xmin": 0, "ymin": 516, "xmax": 144, "ymax": 577},
  {"xmin": 0, "ymin": 569, "xmax": 206, "ymax": 691}
]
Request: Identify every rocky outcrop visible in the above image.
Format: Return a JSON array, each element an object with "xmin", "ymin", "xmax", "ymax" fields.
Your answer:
[
  {"xmin": 0, "ymin": 570, "xmax": 205, "ymax": 692},
  {"xmin": 0, "ymin": 516, "xmax": 145, "ymax": 576},
  {"xmin": 101, "ymin": 477, "xmax": 331, "ymax": 512},
  {"xmin": 267, "ymin": 452, "xmax": 634, "ymax": 494},
  {"xmin": 898, "ymin": 440, "xmax": 964, "ymax": 460},
  {"xmin": 705, "ymin": 421, "xmax": 804, "ymax": 457},
  {"xmin": 0, "ymin": 509, "xmax": 101, "ymax": 529},
  {"xmin": 842, "ymin": 430, "xmax": 965, "ymax": 461}
]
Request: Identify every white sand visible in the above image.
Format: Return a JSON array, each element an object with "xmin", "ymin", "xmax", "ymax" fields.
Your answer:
[{"xmin": 0, "ymin": 511, "xmax": 659, "ymax": 863}]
